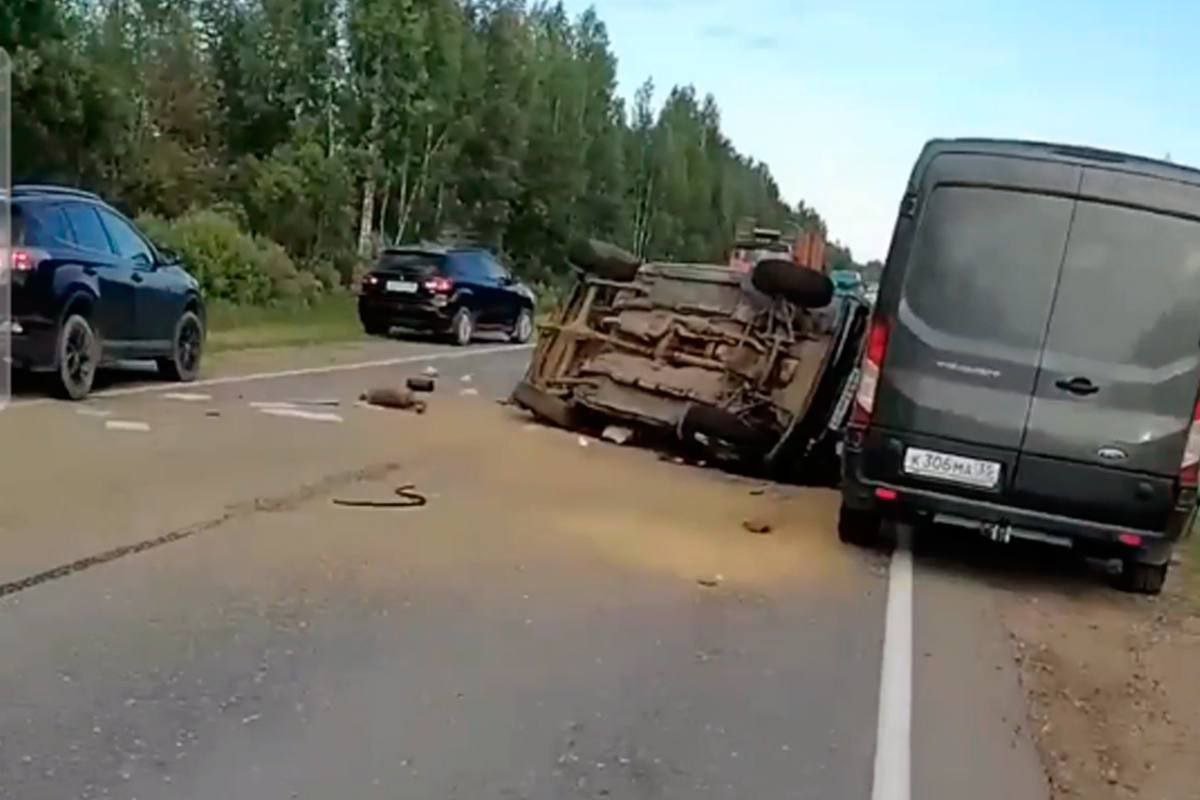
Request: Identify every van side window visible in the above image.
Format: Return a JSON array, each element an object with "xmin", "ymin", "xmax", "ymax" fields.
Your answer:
[{"xmin": 904, "ymin": 187, "xmax": 1072, "ymax": 352}]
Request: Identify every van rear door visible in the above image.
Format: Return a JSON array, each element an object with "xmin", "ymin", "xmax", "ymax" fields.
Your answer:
[
  {"xmin": 870, "ymin": 183, "xmax": 1075, "ymax": 491},
  {"xmin": 1013, "ymin": 170, "xmax": 1200, "ymax": 529}
]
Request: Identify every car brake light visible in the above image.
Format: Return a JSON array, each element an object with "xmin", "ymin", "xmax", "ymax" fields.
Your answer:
[
  {"xmin": 1179, "ymin": 397, "xmax": 1200, "ymax": 487},
  {"xmin": 424, "ymin": 276, "xmax": 454, "ymax": 293},
  {"xmin": 851, "ymin": 316, "xmax": 890, "ymax": 426},
  {"xmin": 10, "ymin": 248, "xmax": 47, "ymax": 272}
]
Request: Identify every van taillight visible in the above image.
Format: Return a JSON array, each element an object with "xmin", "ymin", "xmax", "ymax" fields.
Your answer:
[
  {"xmin": 851, "ymin": 316, "xmax": 890, "ymax": 426},
  {"xmin": 1179, "ymin": 398, "xmax": 1200, "ymax": 488}
]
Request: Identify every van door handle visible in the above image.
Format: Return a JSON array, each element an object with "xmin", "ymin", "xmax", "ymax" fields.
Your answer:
[{"xmin": 1055, "ymin": 377, "xmax": 1099, "ymax": 396}]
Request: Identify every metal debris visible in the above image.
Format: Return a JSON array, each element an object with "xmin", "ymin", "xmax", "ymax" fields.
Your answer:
[
  {"xmin": 697, "ymin": 574, "xmax": 724, "ymax": 587},
  {"xmin": 601, "ymin": 425, "xmax": 634, "ymax": 445},
  {"xmin": 406, "ymin": 376, "xmax": 436, "ymax": 393},
  {"xmin": 360, "ymin": 387, "xmax": 427, "ymax": 414}
]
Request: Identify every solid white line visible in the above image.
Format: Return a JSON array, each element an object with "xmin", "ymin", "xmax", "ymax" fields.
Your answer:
[
  {"xmin": 163, "ymin": 392, "xmax": 213, "ymax": 402},
  {"xmin": 872, "ymin": 528, "xmax": 913, "ymax": 800},
  {"xmin": 9, "ymin": 344, "xmax": 533, "ymax": 410}
]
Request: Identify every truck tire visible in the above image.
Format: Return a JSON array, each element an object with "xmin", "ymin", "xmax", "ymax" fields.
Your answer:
[
  {"xmin": 752, "ymin": 259, "xmax": 834, "ymax": 308},
  {"xmin": 512, "ymin": 380, "xmax": 577, "ymax": 429},
  {"xmin": 568, "ymin": 239, "xmax": 641, "ymax": 282}
]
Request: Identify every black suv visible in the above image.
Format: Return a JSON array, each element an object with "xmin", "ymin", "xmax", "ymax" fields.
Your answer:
[
  {"xmin": 358, "ymin": 246, "xmax": 536, "ymax": 345},
  {"xmin": 7, "ymin": 185, "xmax": 206, "ymax": 399}
]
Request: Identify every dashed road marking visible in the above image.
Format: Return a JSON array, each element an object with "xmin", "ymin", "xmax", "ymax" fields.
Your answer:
[
  {"xmin": 163, "ymin": 392, "xmax": 213, "ymax": 402},
  {"xmin": 258, "ymin": 407, "xmax": 343, "ymax": 423},
  {"xmin": 105, "ymin": 420, "xmax": 151, "ymax": 432}
]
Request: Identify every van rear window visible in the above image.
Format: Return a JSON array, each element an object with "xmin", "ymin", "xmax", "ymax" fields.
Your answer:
[{"xmin": 904, "ymin": 187, "xmax": 1074, "ymax": 351}]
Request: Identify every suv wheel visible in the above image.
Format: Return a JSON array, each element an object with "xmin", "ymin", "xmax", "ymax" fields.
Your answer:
[
  {"xmin": 1115, "ymin": 559, "xmax": 1168, "ymax": 595},
  {"xmin": 56, "ymin": 314, "xmax": 100, "ymax": 401},
  {"xmin": 510, "ymin": 308, "xmax": 534, "ymax": 344},
  {"xmin": 158, "ymin": 310, "xmax": 204, "ymax": 382},
  {"xmin": 837, "ymin": 503, "xmax": 882, "ymax": 547},
  {"xmin": 450, "ymin": 308, "xmax": 474, "ymax": 347}
]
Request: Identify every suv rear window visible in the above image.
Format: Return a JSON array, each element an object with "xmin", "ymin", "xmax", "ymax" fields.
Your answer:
[
  {"xmin": 904, "ymin": 186, "xmax": 1074, "ymax": 352},
  {"xmin": 13, "ymin": 204, "xmax": 75, "ymax": 248},
  {"xmin": 378, "ymin": 251, "xmax": 445, "ymax": 276}
]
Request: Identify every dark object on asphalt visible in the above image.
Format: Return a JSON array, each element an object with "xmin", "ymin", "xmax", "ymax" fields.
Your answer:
[
  {"xmin": 406, "ymin": 376, "xmax": 436, "ymax": 393},
  {"xmin": 696, "ymin": 575, "xmax": 723, "ymax": 588},
  {"xmin": 743, "ymin": 519, "xmax": 773, "ymax": 534},
  {"xmin": 514, "ymin": 244, "xmax": 868, "ymax": 481},
  {"xmin": 840, "ymin": 138, "xmax": 1200, "ymax": 595},
  {"xmin": 360, "ymin": 387, "xmax": 427, "ymax": 414},
  {"xmin": 8, "ymin": 185, "xmax": 207, "ymax": 400},
  {"xmin": 357, "ymin": 244, "xmax": 536, "ymax": 346},
  {"xmin": 333, "ymin": 484, "xmax": 428, "ymax": 509},
  {"xmin": 205, "ymin": 410, "xmax": 221, "ymax": 417}
]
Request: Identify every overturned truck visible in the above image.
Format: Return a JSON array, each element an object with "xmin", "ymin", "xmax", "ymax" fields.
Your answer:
[{"xmin": 513, "ymin": 240, "xmax": 869, "ymax": 482}]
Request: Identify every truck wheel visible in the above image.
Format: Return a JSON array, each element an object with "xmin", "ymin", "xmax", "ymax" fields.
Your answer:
[
  {"xmin": 838, "ymin": 503, "xmax": 882, "ymax": 547},
  {"xmin": 55, "ymin": 313, "xmax": 100, "ymax": 401},
  {"xmin": 1115, "ymin": 559, "xmax": 1168, "ymax": 595},
  {"xmin": 752, "ymin": 259, "xmax": 834, "ymax": 308},
  {"xmin": 568, "ymin": 238, "xmax": 641, "ymax": 282},
  {"xmin": 512, "ymin": 380, "xmax": 576, "ymax": 429}
]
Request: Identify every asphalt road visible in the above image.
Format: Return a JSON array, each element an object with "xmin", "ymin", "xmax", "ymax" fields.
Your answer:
[{"xmin": 0, "ymin": 338, "xmax": 1048, "ymax": 799}]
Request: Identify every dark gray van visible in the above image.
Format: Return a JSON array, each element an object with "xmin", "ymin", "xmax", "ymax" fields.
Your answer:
[{"xmin": 840, "ymin": 139, "xmax": 1200, "ymax": 594}]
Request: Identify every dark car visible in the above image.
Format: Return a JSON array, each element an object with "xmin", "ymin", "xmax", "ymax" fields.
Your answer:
[
  {"xmin": 840, "ymin": 139, "xmax": 1200, "ymax": 594},
  {"xmin": 358, "ymin": 245, "xmax": 536, "ymax": 346},
  {"xmin": 7, "ymin": 185, "xmax": 206, "ymax": 400}
]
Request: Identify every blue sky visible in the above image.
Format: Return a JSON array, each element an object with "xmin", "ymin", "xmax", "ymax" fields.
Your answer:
[{"xmin": 560, "ymin": 0, "xmax": 1198, "ymax": 262}]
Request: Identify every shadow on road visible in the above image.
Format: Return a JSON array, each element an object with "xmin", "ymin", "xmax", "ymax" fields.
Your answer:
[
  {"xmin": 10, "ymin": 362, "xmax": 164, "ymax": 401},
  {"xmin": 909, "ymin": 522, "xmax": 1114, "ymax": 599}
]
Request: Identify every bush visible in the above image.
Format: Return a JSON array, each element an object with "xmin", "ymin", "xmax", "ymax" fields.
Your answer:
[{"xmin": 137, "ymin": 208, "xmax": 318, "ymax": 306}]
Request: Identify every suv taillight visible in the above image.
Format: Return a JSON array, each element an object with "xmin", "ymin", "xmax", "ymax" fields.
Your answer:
[
  {"xmin": 850, "ymin": 316, "xmax": 890, "ymax": 426},
  {"xmin": 1179, "ymin": 398, "xmax": 1200, "ymax": 488},
  {"xmin": 10, "ymin": 247, "xmax": 48, "ymax": 272},
  {"xmin": 424, "ymin": 276, "xmax": 454, "ymax": 293}
]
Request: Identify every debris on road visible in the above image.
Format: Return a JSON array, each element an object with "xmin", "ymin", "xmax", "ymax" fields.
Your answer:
[
  {"xmin": 578, "ymin": 436, "xmax": 591, "ymax": 448},
  {"xmin": 105, "ymin": 420, "xmax": 151, "ymax": 432},
  {"xmin": 749, "ymin": 486, "xmax": 767, "ymax": 496},
  {"xmin": 460, "ymin": 388, "xmax": 479, "ymax": 397},
  {"xmin": 163, "ymin": 392, "xmax": 213, "ymax": 402},
  {"xmin": 259, "ymin": 407, "xmax": 344, "ymax": 423},
  {"xmin": 205, "ymin": 410, "xmax": 221, "ymax": 418},
  {"xmin": 460, "ymin": 374, "xmax": 473, "ymax": 383},
  {"xmin": 406, "ymin": 376, "xmax": 436, "ymax": 393},
  {"xmin": 601, "ymin": 425, "xmax": 634, "ymax": 445},
  {"xmin": 423, "ymin": 366, "xmax": 439, "ymax": 377},
  {"xmin": 697, "ymin": 574, "xmax": 724, "ymax": 588},
  {"xmin": 742, "ymin": 519, "xmax": 773, "ymax": 535},
  {"xmin": 286, "ymin": 398, "xmax": 341, "ymax": 407},
  {"xmin": 360, "ymin": 387, "xmax": 427, "ymax": 414},
  {"xmin": 333, "ymin": 484, "xmax": 428, "ymax": 509}
]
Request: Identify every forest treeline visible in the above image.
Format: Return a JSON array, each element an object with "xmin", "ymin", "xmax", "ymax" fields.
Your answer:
[{"xmin": 4, "ymin": 0, "xmax": 862, "ymax": 304}]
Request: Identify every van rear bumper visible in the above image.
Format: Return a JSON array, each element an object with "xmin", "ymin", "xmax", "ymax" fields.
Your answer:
[{"xmin": 842, "ymin": 442, "xmax": 1194, "ymax": 564}]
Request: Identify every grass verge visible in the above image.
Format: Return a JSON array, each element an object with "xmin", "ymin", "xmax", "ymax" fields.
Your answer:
[{"xmin": 206, "ymin": 293, "xmax": 364, "ymax": 353}]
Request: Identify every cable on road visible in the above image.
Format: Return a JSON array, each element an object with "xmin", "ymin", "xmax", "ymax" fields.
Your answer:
[{"xmin": 332, "ymin": 484, "xmax": 428, "ymax": 509}]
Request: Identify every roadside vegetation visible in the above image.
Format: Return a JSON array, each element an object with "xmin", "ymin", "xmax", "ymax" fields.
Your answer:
[
  {"xmin": 6, "ymin": 0, "xmax": 865, "ymax": 332},
  {"xmin": 206, "ymin": 294, "xmax": 363, "ymax": 352}
]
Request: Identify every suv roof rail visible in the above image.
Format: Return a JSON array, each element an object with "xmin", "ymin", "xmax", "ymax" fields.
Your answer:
[{"xmin": 12, "ymin": 184, "xmax": 103, "ymax": 201}]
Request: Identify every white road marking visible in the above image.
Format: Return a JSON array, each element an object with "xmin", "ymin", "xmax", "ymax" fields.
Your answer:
[
  {"xmin": 76, "ymin": 408, "xmax": 113, "ymax": 418},
  {"xmin": 872, "ymin": 527, "xmax": 913, "ymax": 800},
  {"xmin": 249, "ymin": 401, "xmax": 299, "ymax": 409},
  {"xmin": 8, "ymin": 345, "xmax": 532, "ymax": 410},
  {"xmin": 163, "ymin": 392, "xmax": 213, "ymax": 402},
  {"xmin": 258, "ymin": 407, "xmax": 343, "ymax": 423},
  {"xmin": 105, "ymin": 420, "xmax": 151, "ymax": 432}
]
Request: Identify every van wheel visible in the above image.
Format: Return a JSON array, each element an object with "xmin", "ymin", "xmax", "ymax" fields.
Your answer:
[
  {"xmin": 751, "ymin": 259, "xmax": 834, "ymax": 308},
  {"xmin": 568, "ymin": 238, "xmax": 641, "ymax": 282},
  {"xmin": 1115, "ymin": 559, "xmax": 1168, "ymax": 595},
  {"xmin": 55, "ymin": 314, "xmax": 100, "ymax": 400},
  {"xmin": 838, "ymin": 504, "xmax": 882, "ymax": 547}
]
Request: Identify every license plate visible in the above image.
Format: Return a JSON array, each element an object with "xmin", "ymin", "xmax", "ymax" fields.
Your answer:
[
  {"xmin": 386, "ymin": 280, "xmax": 419, "ymax": 294},
  {"xmin": 903, "ymin": 447, "xmax": 1000, "ymax": 489}
]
